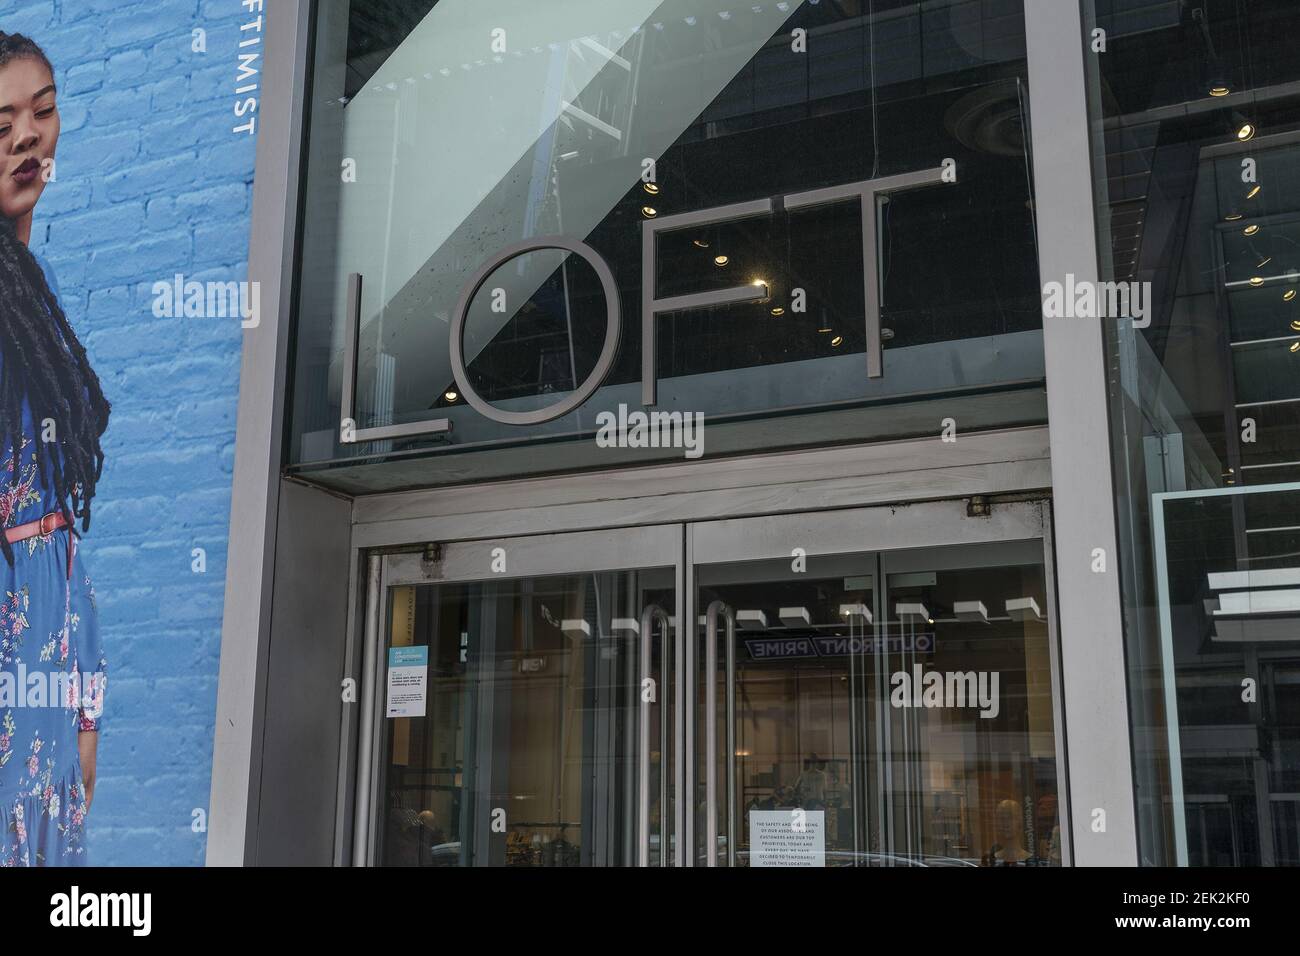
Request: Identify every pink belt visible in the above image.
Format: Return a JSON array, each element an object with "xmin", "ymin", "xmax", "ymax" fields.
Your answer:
[{"xmin": 5, "ymin": 511, "xmax": 74, "ymax": 579}]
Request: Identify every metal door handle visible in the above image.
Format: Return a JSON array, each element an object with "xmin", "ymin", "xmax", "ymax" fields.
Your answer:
[
  {"xmin": 705, "ymin": 600, "xmax": 736, "ymax": 867},
  {"xmin": 639, "ymin": 604, "xmax": 671, "ymax": 867}
]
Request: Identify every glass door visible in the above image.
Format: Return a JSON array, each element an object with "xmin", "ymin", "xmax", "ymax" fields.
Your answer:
[
  {"xmin": 690, "ymin": 500, "xmax": 1069, "ymax": 867},
  {"xmin": 356, "ymin": 525, "xmax": 683, "ymax": 866}
]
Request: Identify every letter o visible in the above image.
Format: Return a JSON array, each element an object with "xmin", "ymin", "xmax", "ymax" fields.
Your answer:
[{"xmin": 449, "ymin": 236, "xmax": 620, "ymax": 425}]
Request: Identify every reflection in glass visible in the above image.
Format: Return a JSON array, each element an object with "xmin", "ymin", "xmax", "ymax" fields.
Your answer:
[
  {"xmin": 290, "ymin": 0, "xmax": 1044, "ymax": 486},
  {"xmin": 376, "ymin": 569, "xmax": 673, "ymax": 866},
  {"xmin": 697, "ymin": 545, "xmax": 1061, "ymax": 866},
  {"xmin": 1086, "ymin": 0, "xmax": 1300, "ymax": 865}
]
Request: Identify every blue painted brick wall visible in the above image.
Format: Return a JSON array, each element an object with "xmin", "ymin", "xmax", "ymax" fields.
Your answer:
[{"xmin": 2, "ymin": 0, "xmax": 256, "ymax": 864}]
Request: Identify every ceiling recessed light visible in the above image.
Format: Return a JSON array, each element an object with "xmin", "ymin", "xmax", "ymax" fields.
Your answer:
[
  {"xmin": 818, "ymin": 327, "xmax": 832, "ymax": 333},
  {"xmin": 444, "ymin": 390, "xmax": 458, "ymax": 402},
  {"xmin": 1249, "ymin": 276, "xmax": 1265, "ymax": 286},
  {"xmin": 1246, "ymin": 185, "xmax": 1262, "ymax": 199},
  {"xmin": 1285, "ymin": 290, "xmax": 1297, "ymax": 303},
  {"xmin": 713, "ymin": 255, "xmax": 729, "ymax": 266},
  {"xmin": 1258, "ymin": 256, "xmax": 1272, "ymax": 268},
  {"xmin": 1290, "ymin": 319, "xmax": 1300, "ymax": 330},
  {"xmin": 1225, "ymin": 212, "xmax": 1244, "ymax": 221},
  {"xmin": 641, "ymin": 206, "xmax": 657, "ymax": 218},
  {"xmin": 1291, "ymin": 341, "xmax": 1300, "ymax": 353},
  {"xmin": 1244, "ymin": 224, "xmax": 1260, "ymax": 236},
  {"xmin": 1209, "ymin": 84, "xmax": 1231, "ymax": 97},
  {"xmin": 1236, "ymin": 122, "xmax": 1256, "ymax": 141},
  {"xmin": 770, "ymin": 307, "xmax": 785, "ymax": 316},
  {"xmin": 831, "ymin": 335, "xmax": 843, "ymax": 347},
  {"xmin": 643, "ymin": 182, "xmax": 660, "ymax": 195},
  {"xmin": 693, "ymin": 238, "xmax": 709, "ymax": 249}
]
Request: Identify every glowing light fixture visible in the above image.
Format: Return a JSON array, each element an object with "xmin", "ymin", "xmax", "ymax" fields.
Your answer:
[
  {"xmin": 1291, "ymin": 341, "xmax": 1300, "ymax": 353},
  {"xmin": 1291, "ymin": 319, "xmax": 1300, "ymax": 331},
  {"xmin": 693, "ymin": 238, "xmax": 709, "ymax": 248},
  {"xmin": 1209, "ymin": 82, "xmax": 1231, "ymax": 97},
  {"xmin": 1244, "ymin": 224, "xmax": 1260, "ymax": 236},
  {"xmin": 1225, "ymin": 212, "xmax": 1244, "ymax": 221},
  {"xmin": 1247, "ymin": 185, "xmax": 1262, "ymax": 199},
  {"xmin": 713, "ymin": 254, "xmax": 729, "ymax": 266},
  {"xmin": 1249, "ymin": 276, "xmax": 1265, "ymax": 287},
  {"xmin": 444, "ymin": 390, "xmax": 458, "ymax": 402},
  {"xmin": 1236, "ymin": 121, "xmax": 1256, "ymax": 141},
  {"xmin": 641, "ymin": 206, "xmax": 657, "ymax": 218},
  {"xmin": 1285, "ymin": 291, "xmax": 1297, "ymax": 303},
  {"xmin": 643, "ymin": 182, "xmax": 660, "ymax": 195},
  {"xmin": 771, "ymin": 307, "xmax": 785, "ymax": 316},
  {"xmin": 831, "ymin": 335, "xmax": 844, "ymax": 347}
]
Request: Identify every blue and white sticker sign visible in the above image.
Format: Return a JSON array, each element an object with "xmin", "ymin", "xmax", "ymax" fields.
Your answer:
[{"xmin": 386, "ymin": 646, "xmax": 428, "ymax": 718}]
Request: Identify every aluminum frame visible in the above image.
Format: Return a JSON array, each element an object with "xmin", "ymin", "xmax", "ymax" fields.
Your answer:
[
  {"xmin": 207, "ymin": 0, "xmax": 312, "ymax": 867},
  {"xmin": 224, "ymin": 0, "xmax": 1146, "ymax": 869},
  {"xmin": 688, "ymin": 498, "xmax": 1071, "ymax": 867},
  {"xmin": 352, "ymin": 524, "xmax": 684, "ymax": 866},
  {"xmin": 1150, "ymin": 479, "xmax": 1300, "ymax": 867},
  {"xmin": 1024, "ymin": 0, "xmax": 1137, "ymax": 865}
]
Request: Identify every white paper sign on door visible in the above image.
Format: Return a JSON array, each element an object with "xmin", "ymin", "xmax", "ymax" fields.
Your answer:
[
  {"xmin": 749, "ymin": 809, "xmax": 826, "ymax": 867},
  {"xmin": 386, "ymin": 645, "xmax": 428, "ymax": 718}
]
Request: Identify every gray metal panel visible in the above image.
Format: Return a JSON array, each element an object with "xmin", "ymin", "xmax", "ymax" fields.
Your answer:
[
  {"xmin": 349, "ymin": 426, "xmax": 1053, "ymax": 548},
  {"xmin": 1025, "ymin": 0, "xmax": 1137, "ymax": 864},
  {"xmin": 207, "ymin": 0, "xmax": 311, "ymax": 866},
  {"xmin": 693, "ymin": 499, "xmax": 1045, "ymax": 565},
  {"xmin": 382, "ymin": 524, "xmax": 683, "ymax": 585},
  {"xmin": 254, "ymin": 480, "xmax": 353, "ymax": 865}
]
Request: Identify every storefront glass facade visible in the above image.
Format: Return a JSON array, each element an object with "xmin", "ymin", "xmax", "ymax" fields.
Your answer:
[
  {"xmin": 288, "ymin": 0, "xmax": 1045, "ymax": 492},
  {"xmin": 1085, "ymin": 0, "xmax": 1300, "ymax": 865},
  {"xmin": 215, "ymin": 0, "xmax": 1297, "ymax": 868}
]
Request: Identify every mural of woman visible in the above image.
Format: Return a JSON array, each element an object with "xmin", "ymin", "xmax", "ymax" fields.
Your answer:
[{"xmin": 0, "ymin": 31, "xmax": 112, "ymax": 866}]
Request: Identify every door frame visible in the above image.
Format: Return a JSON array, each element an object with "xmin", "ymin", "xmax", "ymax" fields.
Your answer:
[
  {"xmin": 332, "ymin": 425, "xmax": 1068, "ymax": 865},
  {"xmin": 686, "ymin": 498, "xmax": 1070, "ymax": 867},
  {"xmin": 352, "ymin": 523, "xmax": 685, "ymax": 866},
  {"xmin": 348, "ymin": 494, "xmax": 1071, "ymax": 867}
]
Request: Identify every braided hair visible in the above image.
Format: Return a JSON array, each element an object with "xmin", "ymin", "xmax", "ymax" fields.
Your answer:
[
  {"xmin": 0, "ymin": 33, "xmax": 111, "ymax": 566},
  {"xmin": 0, "ymin": 30, "xmax": 50, "ymax": 73}
]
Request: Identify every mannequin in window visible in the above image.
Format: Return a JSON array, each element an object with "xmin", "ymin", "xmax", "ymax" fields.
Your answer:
[
  {"xmin": 987, "ymin": 798, "xmax": 1033, "ymax": 865},
  {"xmin": 794, "ymin": 754, "xmax": 828, "ymax": 810}
]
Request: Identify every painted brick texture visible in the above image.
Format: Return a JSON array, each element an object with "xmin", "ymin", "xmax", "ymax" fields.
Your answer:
[{"xmin": 2, "ymin": 0, "xmax": 256, "ymax": 864}]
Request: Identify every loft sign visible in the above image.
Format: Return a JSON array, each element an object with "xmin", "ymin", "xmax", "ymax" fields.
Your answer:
[{"xmin": 339, "ymin": 164, "xmax": 954, "ymax": 445}]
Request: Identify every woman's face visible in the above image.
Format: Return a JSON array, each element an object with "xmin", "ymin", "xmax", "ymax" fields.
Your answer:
[{"xmin": 0, "ymin": 56, "xmax": 59, "ymax": 223}]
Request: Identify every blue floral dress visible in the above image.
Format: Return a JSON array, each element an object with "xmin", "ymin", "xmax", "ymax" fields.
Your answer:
[{"xmin": 0, "ymin": 253, "xmax": 107, "ymax": 866}]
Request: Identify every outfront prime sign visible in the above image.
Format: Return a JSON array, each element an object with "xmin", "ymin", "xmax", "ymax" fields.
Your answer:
[{"xmin": 339, "ymin": 165, "xmax": 953, "ymax": 446}]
